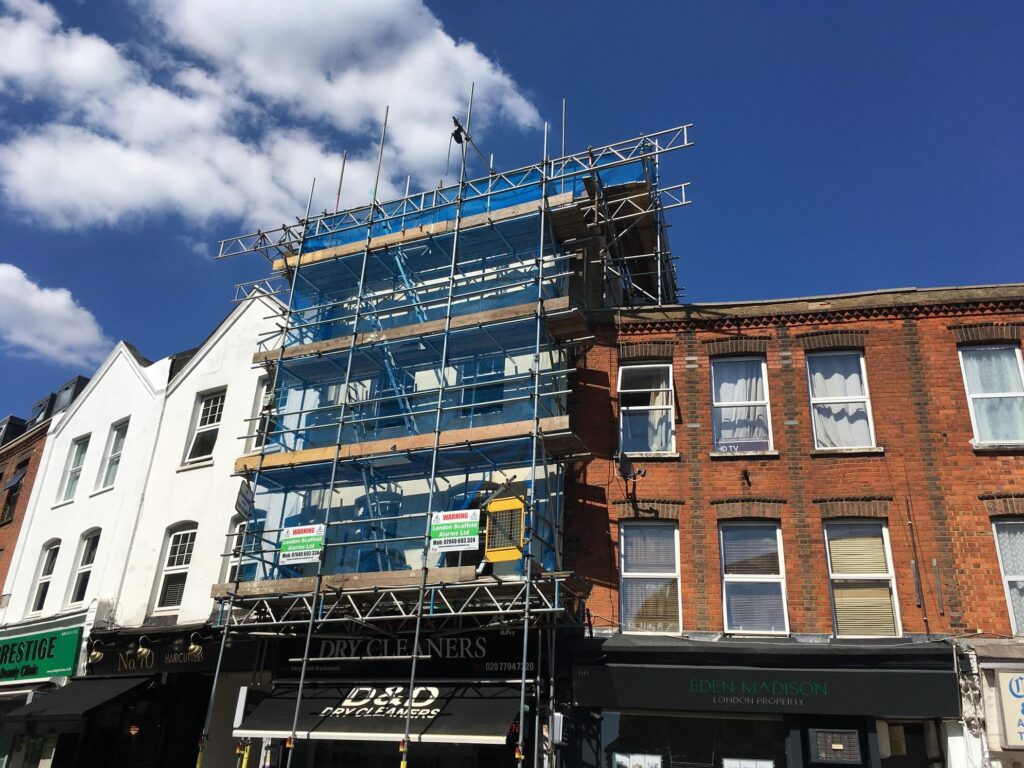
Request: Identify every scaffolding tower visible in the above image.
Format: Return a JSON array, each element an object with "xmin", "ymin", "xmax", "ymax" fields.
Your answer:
[{"xmin": 207, "ymin": 112, "xmax": 692, "ymax": 767}]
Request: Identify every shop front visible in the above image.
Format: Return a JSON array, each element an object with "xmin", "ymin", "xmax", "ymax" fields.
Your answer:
[
  {"xmin": 0, "ymin": 618, "xmax": 86, "ymax": 767},
  {"xmin": 5, "ymin": 624, "xmax": 259, "ymax": 768},
  {"xmin": 232, "ymin": 628, "xmax": 551, "ymax": 768},
  {"xmin": 569, "ymin": 636, "xmax": 961, "ymax": 768}
]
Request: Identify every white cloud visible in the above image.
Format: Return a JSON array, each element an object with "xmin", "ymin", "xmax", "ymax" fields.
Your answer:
[
  {"xmin": 0, "ymin": 0, "xmax": 540, "ymax": 232},
  {"xmin": 0, "ymin": 263, "xmax": 111, "ymax": 367}
]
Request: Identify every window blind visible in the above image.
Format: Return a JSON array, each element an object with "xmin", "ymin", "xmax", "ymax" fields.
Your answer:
[
  {"xmin": 621, "ymin": 578, "xmax": 679, "ymax": 632},
  {"xmin": 827, "ymin": 524, "xmax": 887, "ymax": 574},
  {"xmin": 722, "ymin": 525, "xmax": 779, "ymax": 575},
  {"xmin": 622, "ymin": 526, "xmax": 676, "ymax": 573},
  {"xmin": 724, "ymin": 582, "xmax": 786, "ymax": 632},
  {"xmin": 833, "ymin": 582, "xmax": 896, "ymax": 636}
]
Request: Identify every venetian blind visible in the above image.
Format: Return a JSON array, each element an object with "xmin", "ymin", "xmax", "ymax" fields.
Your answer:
[
  {"xmin": 621, "ymin": 525, "xmax": 676, "ymax": 573},
  {"xmin": 827, "ymin": 524, "xmax": 888, "ymax": 574},
  {"xmin": 722, "ymin": 525, "xmax": 779, "ymax": 575},
  {"xmin": 833, "ymin": 582, "xmax": 896, "ymax": 636},
  {"xmin": 621, "ymin": 578, "xmax": 679, "ymax": 632}
]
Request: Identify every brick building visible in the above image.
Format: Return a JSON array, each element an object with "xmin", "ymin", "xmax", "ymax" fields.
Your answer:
[
  {"xmin": 566, "ymin": 284, "xmax": 1024, "ymax": 768},
  {"xmin": 0, "ymin": 377, "xmax": 87, "ymax": 592}
]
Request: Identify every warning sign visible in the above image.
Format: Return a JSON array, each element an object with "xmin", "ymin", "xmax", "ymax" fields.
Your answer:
[
  {"xmin": 429, "ymin": 510, "xmax": 481, "ymax": 553},
  {"xmin": 280, "ymin": 524, "xmax": 326, "ymax": 565}
]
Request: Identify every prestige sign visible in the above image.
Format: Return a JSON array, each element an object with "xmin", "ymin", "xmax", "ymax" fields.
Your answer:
[{"xmin": 0, "ymin": 627, "xmax": 81, "ymax": 682}]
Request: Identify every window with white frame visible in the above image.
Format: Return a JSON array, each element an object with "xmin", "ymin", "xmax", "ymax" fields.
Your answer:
[
  {"xmin": 720, "ymin": 523, "xmax": 788, "ymax": 634},
  {"xmin": 227, "ymin": 518, "xmax": 263, "ymax": 583},
  {"xmin": 30, "ymin": 540, "xmax": 60, "ymax": 613},
  {"xmin": 618, "ymin": 364, "xmax": 675, "ymax": 454},
  {"xmin": 959, "ymin": 345, "xmax": 1024, "ymax": 445},
  {"xmin": 185, "ymin": 391, "xmax": 225, "ymax": 462},
  {"xmin": 96, "ymin": 419, "xmax": 129, "ymax": 490},
  {"xmin": 57, "ymin": 435, "xmax": 90, "ymax": 503},
  {"xmin": 824, "ymin": 521, "xmax": 899, "ymax": 637},
  {"xmin": 619, "ymin": 522, "xmax": 680, "ymax": 633},
  {"xmin": 248, "ymin": 378, "xmax": 273, "ymax": 452},
  {"xmin": 156, "ymin": 524, "xmax": 197, "ymax": 609},
  {"xmin": 993, "ymin": 520, "xmax": 1024, "ymax": 634},
  {"xmin": 66, "ymin": 530, "xmax": 100, "ymax": 606},
  {"xmin": 806, "ymin": 351, "xmax": 876, "ymax": 449},
  {"xmin": 711, "ymin": 357, "xmax": 773, "ymax": 452}
]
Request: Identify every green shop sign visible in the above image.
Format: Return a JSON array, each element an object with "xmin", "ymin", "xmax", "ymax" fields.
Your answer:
[{"xmin": 0, "ymin": 627, "xmax": 82, "ymax": 682}]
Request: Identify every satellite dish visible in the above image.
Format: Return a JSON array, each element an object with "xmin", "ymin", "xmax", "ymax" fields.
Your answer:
[
  {"xmin": 618, "ymin": 453, "xmax": 635, "ymax": 480},
  {"xmin": 618, "ymin": 453, "xmax": 647, "ymax": 481}
]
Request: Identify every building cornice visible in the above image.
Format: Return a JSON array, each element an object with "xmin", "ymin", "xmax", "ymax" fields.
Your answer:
[{"xmin": 596, "ymin": 284, "xmax": 1024, "ymax": 333}]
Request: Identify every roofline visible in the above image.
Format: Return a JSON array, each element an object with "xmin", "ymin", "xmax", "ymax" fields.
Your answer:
[
  {"xmin": 0, "ymin": 418, "xmax": 50, "ymax": 460},
  {"xmin": 599, "ymin": 283, "xmax": 1024, "ymax": 323}
]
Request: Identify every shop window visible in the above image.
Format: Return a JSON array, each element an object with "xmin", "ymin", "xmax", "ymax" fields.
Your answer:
[
  {"xmin": 959, "ymin": 345, "xmax": 1024, "ymax": 444},
  {"xmin": 57, "ymin": 434, "xmax": 90, "ymax": 503},
  {"xmin": 720, "ymin": 523, "xmax": 788, "ymax": 634},
  {"xmin": 184, "ymin": 390, "xmax": 226, "ymax": 462},
  {"xmin": 156, "ymin": 523, "xmax": 197, "ymax": 609},
  {"xmin": 66, "ymin": 529, "xmax": 100, "ymax": 606},
  {"xmin": 1, "ymin": 460, "xmax": 28, "ymax": 523},
  {"xmin": 824, "ymin": 521, "xmax": 899, "ymax": 637},
  {"xmin": 30, "ymin": 540, "xmax": 60, "ymax": 613},
  {"xmin": 805, "ymin": 352, "xmax": 876, "ymax": 449},
  {"xmin": 618, "ymin": 364, "xmax": 675, "ymax": 454},
  {"xmin": 619, "ymin": 522, "xmax": 680, "ymax": 633},
  {"xmin": 993, "ymin": 520, "xmax": 1024, "ymax": 634},
  {"xmin": 711, "ymin": 356, "xmax": 773, "ymax": 452},
  {"xmin": 96, "ymin": 419, "xmax": 129, "ymax": 490}
]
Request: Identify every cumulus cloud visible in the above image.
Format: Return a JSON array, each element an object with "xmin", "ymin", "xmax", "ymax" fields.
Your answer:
[
  {"xmin": 0, "ymin": 0, "xmax": 540, "ymax": 231},
  {"xmin": 0, "ymin": 263, "xmax": 111, "ymax": 367}
]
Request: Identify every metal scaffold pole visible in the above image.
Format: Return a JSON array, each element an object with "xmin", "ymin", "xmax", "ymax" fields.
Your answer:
[
  {"xmin": 517, "ymin": 120, "xmax": 549, "ymax": 767},
  {"xmin": 195, "ymin": 177, "xmax": 318, "ymax": 768},
  {"xmin": 285, "ymin": 108, "xmax": 391, "ymax": 768},
  {"xmin": 400, "ymin": 83, "xmax": 475, "ymax": 768}
]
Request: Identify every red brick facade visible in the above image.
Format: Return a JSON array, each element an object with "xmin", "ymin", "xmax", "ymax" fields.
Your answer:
[
  {"xmin": 0, "ymin": 422, "xmax": 49, "ymax": 591},
  {"xmin": 566, "ymin": 285, "xmax": 1024, "ymax": 638}
]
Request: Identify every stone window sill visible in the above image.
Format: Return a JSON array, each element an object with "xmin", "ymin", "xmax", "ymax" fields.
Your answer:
[
  {"xmin": 709, "ymin": 450, "xmax": 780, "ymax": 460},
  {"xmin": 810, "ymin": 446, "xmax": 885, "ymax": 457}
]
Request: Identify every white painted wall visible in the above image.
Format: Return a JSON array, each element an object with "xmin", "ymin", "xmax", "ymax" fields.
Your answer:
[
  {"xmin": 116, "ymin": 296, "xmax": 280, "ymax": 627},
  {"xmin": 1, "ymin": 344, "xmax": 170, "ymax": 625}
]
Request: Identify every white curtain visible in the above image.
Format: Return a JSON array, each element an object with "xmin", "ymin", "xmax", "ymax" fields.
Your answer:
[
  {"xmin": 807, "ymin": 354, "xmax": 872, "ymax": 448},
  {"xmin": 620, "ymin": 367, "xmax": 673, "ymax": 452},
  {"xmin": 712, "ymin": 359, "xmax": 769, "ymax": 450},
  {"xmin": 962, "ymin": 348, "xmax": 1024, "ymax": 442}
]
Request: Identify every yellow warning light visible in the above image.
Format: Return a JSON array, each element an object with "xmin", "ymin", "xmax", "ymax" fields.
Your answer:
[{"xmin": 484, "ymin": 497, "xmax": 525, "ymax": 563}]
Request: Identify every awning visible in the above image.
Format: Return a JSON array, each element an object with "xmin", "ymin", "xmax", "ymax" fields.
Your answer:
[
  {"xmin": 3, "ymin": 676, "xmax": 152, "ymax": 731},
  {"xmin": 235, "ymin": 683, "xmax": 521, "ymax": 744}
]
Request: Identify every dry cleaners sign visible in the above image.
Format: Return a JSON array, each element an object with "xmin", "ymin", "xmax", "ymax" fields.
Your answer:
[{"xmin": 321, "ymin": 686, "xmax": 441, "ymax": 719}]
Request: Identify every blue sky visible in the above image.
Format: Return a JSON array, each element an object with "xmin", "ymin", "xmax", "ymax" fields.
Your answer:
[{"xmin": 0, "ymin": 0, "xmax": 1020, "ymax": 417}]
